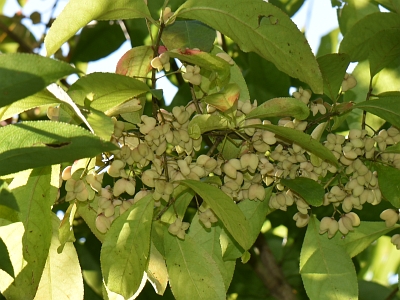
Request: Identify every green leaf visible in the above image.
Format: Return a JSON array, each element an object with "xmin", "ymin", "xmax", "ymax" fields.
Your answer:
[
  {"xmin": 0, "ymin": 15, "xmax": 37, "ymax": 53},
  {"xmin": 57, "ymin": 202, "xmax": 77, "ymax": 254},
  {"xmin": 332, "ymin": 222, "xmax": 399, "ymax": 258},
  {"xmin": 359, "ymin": 280, "xmax": 400, "ymax": 300},
  {"xmin": 280, "ymin": 178, "xmax": 325, "ymax": 207},
  {"xmin": 248, "ymin": 124, "xmax": 339, "ymax": 167},
  {"xmin": 203, "ymin": 83, "xmax": 240, "ymax": 112},
  {"xmin": 76, "ymin": 200, "xmax": 106, "ymax": 243},
  {"xmin": 176, "ymin": 0, "xmax": 323, "ymax": 93},
  {"xmin": 385, "ymin": 142, "xmax": 400, "ymax": 153},
  {"xmin": 116, "ymin": 46, "xmax": 153, "ymax": 81},
  {"xmin": 0, "ymin": 121, "xmax": 118, "ymax": 176},
  {"xmin": 67, "ymin": 72, "xmax": 149, "ymax": 112},
  {"xmin": 373, "ymin": 163, "xmax": 400, "ymax": 207},
  {"xmin": 352, "ymin": 97, "xmax": 400, "ymax": 129},
  {"xmin": 373, "ymin": 0, "xmax": 400, "ymax": 14},
  {"xmin": 101, "ymin": 194, "xmax": 154, "ymax": 299},
  {"xmin": 167, "ymin": 49, "xmax": 231, "ymax": 87},
  {"xmin": 164, "ymin": 233, "xmax": 226, "ymax": 300},
  {"xmin": 268, "ymin": 0, "xmax": 305, "ymax": 16},
  {"xmin": 300, "ymin": 216, "xmax": 358, "ymax": 300},
  {"xmin": 162, "ymin": 20, "xmax": 216, "ymax": 52},
  {"xmin": 316, "ymin": 28, "xmax": 340, "ymax": 58},
  {"xmin": 35, "ymin": 213, "xmax": 83, "ymax": 299},
  {"xmin": 161, "ymin": 186, "xmax": 195, "ymax": 224},
  {"xmin": 0, "ymin": 237, "xmax": 14, "ymax": 278},
  {"xmin": 369, "ymin": 29, "xmax": 400, "ymax": 77},
  {"xmin": 317, "ymin": 53, "xmax": 350, "ymax": 101},
  {"xmin": 339, "ymin": 12, "xmax": 400, "ymax": 62},
  {"xmin": 0, "ymin": 89, "xmax": 61, "ymax": 122},
  {"xmin": 0, "ymin": 179, "xmax": 19, "ymax": 223},
  {"xmin": 188, "ymin": 114, "xmax": 230, "ymax": 139},
  {"xmin": 70, "ymin": 21, "xmax": 126, "ymax": 63},
  {"xmin": 3, "ymin": 166, "xmax": 57, "ymax": 299},
  {"xmin": 86, "ymin": 108, "xmax": 115, "ymax": 141},
  {"xmin": 245, "ymin": 97, "xmax": 309, "ymax": 120},
  {"xmin": 179, "ymin": 180, "xmax": 252, "ymax": 250},
  {"xmin": 146, "ymin": 242, "xmax": 168, "ymax": 295},
  {"xmin": 0, "ymin": 53, "xmax": 77, "ymax": 107},
  {"xmin": 45, "ymin": 0, "xmax": 152, "ymax": 56}
]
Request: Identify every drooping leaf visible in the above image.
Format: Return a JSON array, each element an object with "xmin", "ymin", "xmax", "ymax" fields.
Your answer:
[
  {"xmin": 0, "ymin": 238, "xmax": 14, "ymax": 278},
  {"xmin": 280, "ymin": 178, "xmax": 325, "ymax": 207},
  {"xmin": 167, "ymin": 49, "xmax": 231, "ymax": 88},
  {"xmin": 368, "ymin": 28, "xmax": 400, "ymax": 77},
  {"xmin": 0, "ymin": 89, "xmax": 61, "ymax": 122},
  {"xmin": 175, "ymin": 0, "xmax": 323, "ymax": 93},
  {"xmin": 0, "ymin": 53, "xmax": 77, "ymax": 107},
  {"xmin": 332, "ymin": 222, "xmax": 399, "ymax": 258},
  {"xmin": 35, "ymin": 213, "xmax": 83, "ymax": 300},
  {"xmin": 67, "ymin": 72, "xmax": 150, "ymax": 113},
  {"xmin": 146, "ymin": 242, "xmax": 168, "ymax": 296},
  {"xmin": 300, "ymin": 216, "xmax": 358, "ymax": 300},
  {"xmin": 3, "ymin": 167, "xmax": 57, "ymax": 299},
  {"xmin": 245, "ymin": 97, "xmax": 309, "ymax": 120},
  {"xmin": 221, "ymin": 188, "xmax": 274, "ymax": 261},
  {"xmin": 317, "ymin": 53, "xmax": 350, "ymax": 101},
  {"xmin": 203, "ymin": 83, "xmax": 240, "ymax": 112},
  {"xmin": 339, "ymin": 12, "xmax": 400, "ymax": 62},
  {"xmin": 248, "ymin": 124, "xmax": 339, "ymax": 167},
  {"xmin": 115, "ymin": 46, "xmax": 153, "ymax": 81},
  {"xmin": 0, "ymin": 121, "xmax": 118, "ymax": 176},
  {"xmin": 101, "ymin": 194, "xmax": 154, "ymax": 299},
  {"xmin": 45, "ymin": 0, "xmax": 152, "ymax": 56},
  {"xmin": 70, "ymin": 21, "xmax": 126, "ymax": 63},
  {"xmin": 373, "ymin": 163, "xmax": 400, "ymax": 207},
  {"xmin": 162, "ymin": 20, "xmax": 216, "ymax": 52},
  {"xmin": 188, "ymin": 114, "xmax": 231, "ymax": 139},
  {"xmin": 352, "ymin": 97, "xmax": 400, "ymax": 129},
  {"xmin": 179, "ymin": 180, "xmax": 252, "ymax": 250},
  {"xmin": 164, "ymin": 233, "xmax": 226, "ymax": 300}
]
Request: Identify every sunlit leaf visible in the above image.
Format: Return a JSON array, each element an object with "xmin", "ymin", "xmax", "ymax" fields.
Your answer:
[
  {"xmin": 35, "ymin": 213, "xmax": 83, "ymax": 300},
  {"xmin": 101, "ymin": 194, "xmax": 154, "ymax": 299},
  {"xmin": 176, "ymin": 0, "xmax": 323, "ymax": 93},
  {"xmin": 352, "ymin": 97, "xmax": 400, "ymax": 129},
  {"xmin": 180, "ymin": 180, "xmax": 252, "ymax": 250},
  {"xmin": 188, "ymin": 114, "xmax": 230, "ymax": 139},
  {"xmin": 115, "ymin": 46, "xmax": 153, "ymax": 81},
  {"xmin": 373, "ymin": 163, "xmax": 400, "ymax": 207},
  {"xmin": 45, "ymin": 0, "xmax": 152, "ymax": 56},
  {"xmin": 280, "ymin": 178, "xmax": 325, "ymax": 206},
  {"xmin": 0, "ymin": 54, "xmax": 77, "ymax": 107},
  {"xmin": 248, "ymin": 124, "xmax": 339, "ymax": 166},
  {"xmin": 203, "ymin": 83, "xmax": 240, "ymax": 112},
  {"xmin": 57, "ymin": 202, "xmax": 77, "ymax": 254},
  {"xmin": 0, "ymin": 121, "xmax": 118, "ymax": 176},
  {"xmin": 245, "ymin": 97, "xmax": 309, "ymax": 120},
  {"xmin": 164, "ymin": 233, "xmax": 226, "ymax": 300},
  {"xmin": 146, "ymin": 242, "xmax": 168, "ymax": 295},
  {"xmin": 332, "ymin": 222, "xmax": 400, "ymax": 258},
  {"xmin": 300, "ymin": 216, "xmax": 358, "ymax": 300}
]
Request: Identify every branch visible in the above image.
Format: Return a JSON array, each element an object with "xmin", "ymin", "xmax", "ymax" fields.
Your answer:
[{"xmin": 250, "ymin": 233, "xmax": 297, "ymax": 300}]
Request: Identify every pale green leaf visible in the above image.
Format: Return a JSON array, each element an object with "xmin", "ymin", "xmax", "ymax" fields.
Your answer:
[
  {"xmin": 57, "ymin": 202, "xmax": 77, "ymax": 254},
  {"xmin": 45, "ymin": 0, "xmax": 152, "ymax": 56},
  {"xmin": 164, "ymin": 233, "xmax": 226, "ymax": 300},
  {"xmin": 115, "ymin": 46, "xmax": 153, "ymax": 81},
  {"xmin": 2, "ymin": 167, "xmax": 56, "ymax": 299},
  {"xmin": 146, "ymin": 242, "xmax": 168, "ymax": 295},
  {"xmin": 353, "ymin": 97, "xmax": 400, "ymax": 129},
  {"xmin": 76, "ymin": 200, "xmax": 106, "ymax": 243},
  {"xmin": 162, "ymin": 20, "xmax": 216, "ymax": 52},
  {"xmin": 0, "ymin": 53, "xmax": 77, "ymax": 107},
  {"xmin": 67, "ymin": 72, "xmax": 150, "ymax": 112},
  {"xmin": 86, "ymin": 108, "xmax": 115, "ymax": 141},
  {"xmin": 35, "ymin": 213, "xmax": 83, "ymax": 300},
  {"xmin": 221, "ymin": 188, "xmax": 273, "ymax": 261},
  {"xmin": 369, "ymin": 29, "xmax": 400, "ymax": 77},
  {"xmin": 245, "ymin": 97, "xmax": 309, "ymax": 120},
  {"xmin": 317, "ymin": 53, "xmax": 350, "ymax": 101},
  {"xmin": 373, "ymin": 163, "xmax": 400, "ymax": 207},
  {"xmin": 176, "ymin": 0, "xmax": 323, "ymax": 93},
  {"xmin": 101, "ymin": 194, "xmax": 154, "ymax": 299},
  {"xmin": 179, "ymin": 180, "xmax": 252, "ymax": 250},
  {"xmin": 203, "ymin": 83, "xmax": 240, "ymax": 112},
  {"xmin": 332, "ymin": 222, "xmax": 399, "ymax": 258},
  {"xmin": 300, "ymin": 216, "xmax": 358, "ymax": 300},
  {"xmin": 339, "ymin": 12, "xmax": 400, "ymax": 61},
  {"xmin": 188, "ymin": 114, "xmax": 230, "ymax": 139},
  {"xmin": 0, "ymin": 121, "xmax": 118, "ymax": 176},
  {"xmin": 248, "ymin": 124, "xmax": 339, "ymax": 167},
  {"xmin": 280, "ymin": 178, "xmax": 325, "ymax": 207},
  {"xmin": 0, "ymin": 89, "xmax": 61, "ymax": 122}
]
